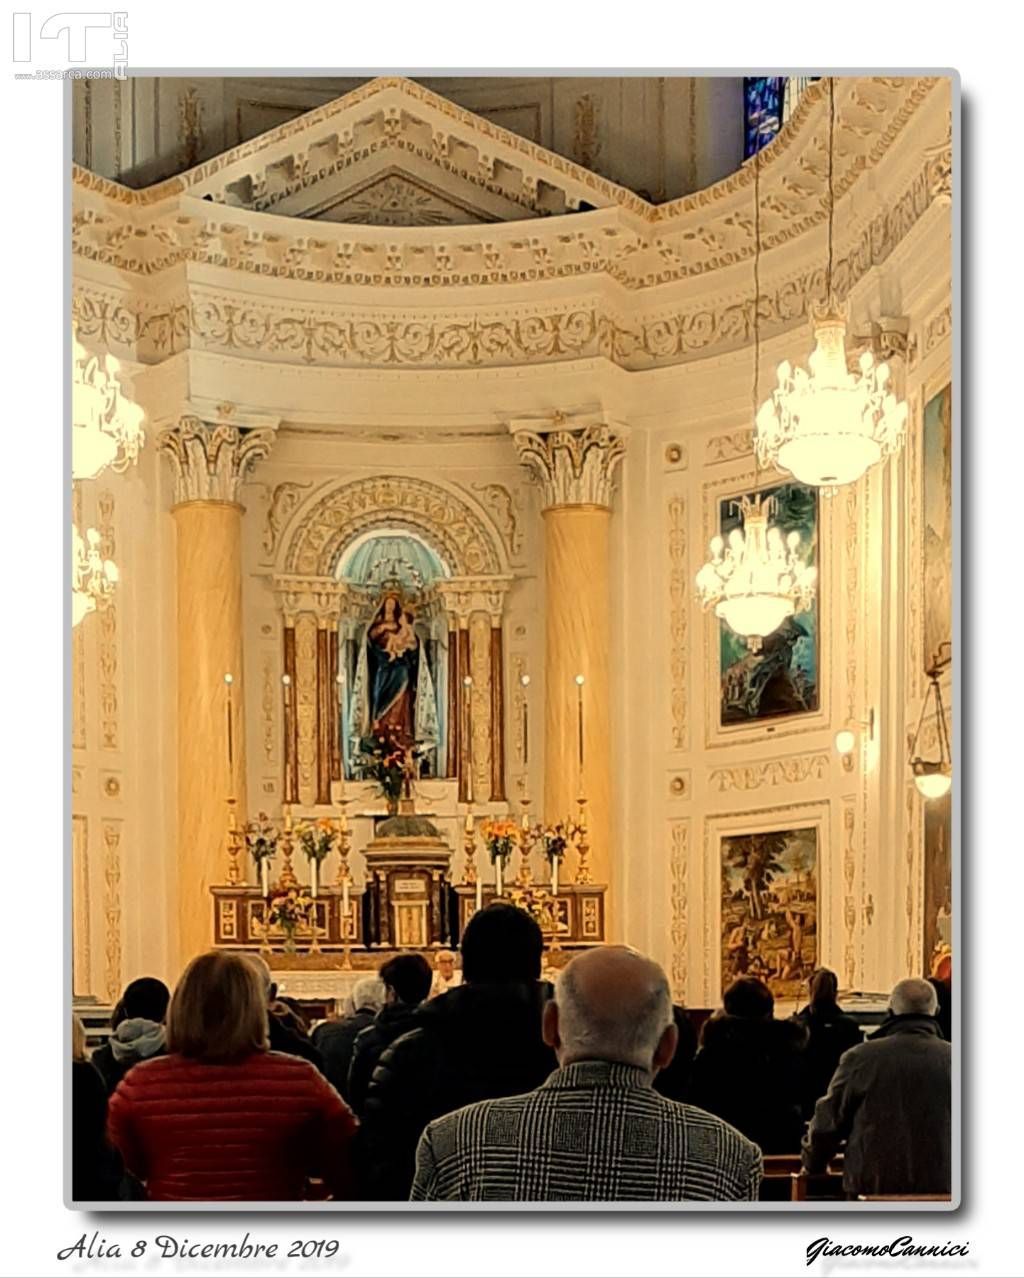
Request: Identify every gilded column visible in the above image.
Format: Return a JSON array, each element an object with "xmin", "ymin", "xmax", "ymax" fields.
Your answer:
[
  {"xmin": 512, "ymin": 418, "xmax": 626, "ymax": 888},
  {"xmin": 160, "ymin": 416, "xmax": 275, "ymax": 967}
]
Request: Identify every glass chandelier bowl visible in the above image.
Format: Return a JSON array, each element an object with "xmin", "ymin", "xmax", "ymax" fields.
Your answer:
[
  {"xmin": 754, "ymin": 296, "xmax": 909, "ymax": 490},
  {"xmin": 73, "ymin": 522, "xmax": 118, "ymax": 627},
  {"xmin": 72, "ymin": 334, "xmax": 145, "ymax": 481},
  {"xmin": 912, "ymin": 762, "xmax": 952, "ymax": 801},
  {"xmin": 696, "ymin": 493, "xmax": 817, "ymax": 651}
]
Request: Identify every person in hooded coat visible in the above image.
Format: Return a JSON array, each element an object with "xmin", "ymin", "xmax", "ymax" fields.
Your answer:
[
  {"xmin": 688, "ymin": 976, "xmax": 809, "ymax": 1153},
  {"xmin": 91, "ymin": 977, "xmax": 170, "ymax": 1095}
]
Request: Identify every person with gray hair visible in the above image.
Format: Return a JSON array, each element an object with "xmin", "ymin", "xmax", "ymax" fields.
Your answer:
[
  {"xmin": 312, "ymin": 975, "xmax": 386, "ymax": 1100},
  {"xmin": 410, "ymin": 946, "xmax": 762, "ymax": 1201},
  {"xmin": 802, "ymin": 976, "xmax": 951, "ymax": 1198},
  {"xmin": 242, "ymin": 954, "xmax": 325, "ymax": 1075}
]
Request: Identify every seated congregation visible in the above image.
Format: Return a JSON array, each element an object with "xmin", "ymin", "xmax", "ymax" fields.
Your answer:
[{"xmin": 71, "ymin": 903, "xmax": 952, "ymax": 1204}]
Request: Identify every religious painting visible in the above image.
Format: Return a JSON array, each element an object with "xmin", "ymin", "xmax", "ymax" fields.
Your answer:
[
  {"xmin": 719, "ymin": 482, "xmax": 819, "ymax": 726},
  {"xmin": 923, "ymin": 383, "xmax": 953, "ymax": 667},
  {"xmin": 721, "ymin": 826, "xmax": 818, "ymax": 1001},
  {"xmin": 923, "ymin": 793, "xmax": 952, "ymax": 974}
]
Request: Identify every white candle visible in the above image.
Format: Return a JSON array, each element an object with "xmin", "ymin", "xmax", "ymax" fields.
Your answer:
[
  {"xmin": 551, "ymin": 857, "xmax": 559, "ymax": 896},
  {"xmin": 521, "ymin": 674, "xmax": 530, "ymax": 773},
  {"xmin": 465, "ymin": 811, "xmax": 474, "ymax": 835},
  {"xmin": 575, "ymin": 673, "xmax": 585, "ymax": 775},
  {"xmin": 260, "ymin": 857, "xmax": 269, "ymax": 898},
  {"xmin": 342, "ymin": 876, "xmax": 350, "ymax": 925},
  {"xmin": 310, "ymin": 859, "xmax": 318, "ymax": 899},
  {"xmin": 475, "ymin": 876, "xmax": 483, "ymax": 913},
  {"xmin": 496, "ymin": 855, "xmax": 503, "ymax": 898},
  {"xmin": 463, "ymin": 675, "xmax": 474, "ymax": 805}
]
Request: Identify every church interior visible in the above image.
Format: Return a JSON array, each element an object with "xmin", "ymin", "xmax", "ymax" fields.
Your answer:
[{"xmin": 70, "ymin": 73, "xmax": 953, "ymax": 1023}]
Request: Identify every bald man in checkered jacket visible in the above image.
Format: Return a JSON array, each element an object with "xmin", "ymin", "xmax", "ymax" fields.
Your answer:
[{"xmin": 410, "ymin": 947, "xmax": 761, "ymax": 1202}]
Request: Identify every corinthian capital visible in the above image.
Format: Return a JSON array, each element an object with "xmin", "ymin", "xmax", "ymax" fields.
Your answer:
[
  {"xmin": 510, "ymin": 415, "xmax": 627, "ymax": 511},
  {"xmin": 159, "ymin": 415, "xmax": 277, "ymax": 505}
]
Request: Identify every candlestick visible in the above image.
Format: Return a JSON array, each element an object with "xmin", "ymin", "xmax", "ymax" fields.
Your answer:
[
  {"xmin": 465, "ymin": 811, "xmax": 474, "ymax": 834},
  {"xmin": 575, "ymin": 673, "xmax": 585, "ymax": 775},
  {"xmin": 342, "ymin": 875, "xmax": 350, "ymax": 919}
]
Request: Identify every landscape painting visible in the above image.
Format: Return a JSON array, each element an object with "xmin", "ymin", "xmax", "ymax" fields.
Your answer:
[
  {"xmin": 720, "ymin": 481, "xmax": 819, "ymax": 726},
  {"xmin": 923, "ymin": 383, "xmax": 953, "ymax": 667},
  {"xmin": 721, "ymin": 826, "xmax": 818, "ymax": 1001}
]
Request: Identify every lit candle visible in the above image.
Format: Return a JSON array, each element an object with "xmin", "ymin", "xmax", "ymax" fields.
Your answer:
[
  {"xmin": 475, "ymin": 875, "xmax": 483, "ymax": 914},
  {"xmin": 310, "ymin": 859, "xmax": 318, "ymax": 899},
  {"xmin": 281, "ymin": 673, "xmax": 292, "ymax": 798},
  {"xmin": 575, "ymin": 674, "xmax": 585, "ymax": 775},
  {"xmin": 520, "ymin": 674, "xmax": 530, "ymax": 769},
  {"xmin": 495, "ymin": 853, "xmax": 503, "ymax": 898},
  {"xmin": 260, "ymin": 856, "xmax": 269, "ymax": 898},
  {"xmin": 342, "ymin": 875, "xmax": 350, "ymax": 923},
  {"xmin": 463, "ymin": 675, "xmax": 474, "ymax": 805},
  {"xmin": 336, "ymin": 670, "xmax": 346, "ymax": 797},
  {"xmin": 224, "ymin": 673, "xmax": 235, "ymax": 774},
  {"xmin": 551, "ymin": 855, "xmax": 559, "ymax": 896}
]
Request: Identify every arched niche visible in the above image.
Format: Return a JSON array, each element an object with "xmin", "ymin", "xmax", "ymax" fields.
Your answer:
[{"xmin": 274, "ymin": 475, "xmax": 513, "ymax": 809}]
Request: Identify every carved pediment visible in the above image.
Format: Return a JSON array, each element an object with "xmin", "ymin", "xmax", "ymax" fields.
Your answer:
[{"xmin": 177, "ymin": 77, "xmax": 641, "ymax": 223}]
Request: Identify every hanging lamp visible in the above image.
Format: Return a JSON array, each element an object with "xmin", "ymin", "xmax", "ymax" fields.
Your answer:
[
  {"xmin": 908, "ymin": 644, "xmax": 952, "ymax": 800},
  {"xmin": 754, "ymin": 77, "xmax": 908, "ymax": 490},
  {"xmin": 696, "ymin": 144, "xmax": 817, "ymax": 652}
]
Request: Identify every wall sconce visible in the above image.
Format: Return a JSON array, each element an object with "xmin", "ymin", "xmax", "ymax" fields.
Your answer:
[
  {"xmin": 834, "ymin": 709, "xmax": 875, "ymax": 772},
  {"xmin": 908, "ymin": 643, "xmax": 952, "ymax": 800}
]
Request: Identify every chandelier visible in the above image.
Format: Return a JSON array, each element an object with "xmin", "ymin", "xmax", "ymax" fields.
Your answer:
[
  {"xmin": 908, "ymin": 644, "xmax": 952, "ymax": 799},
  {"xmin": 754, "ymin": 78, "xmax": 908, "ymax": 490},
  {"xmin": 72, "ymin": 333, "xmax": 145, "ymax": 481},
  {"xmin": 697, "ymin": 494, "xmax": 817, "ymax": 650},
  {"xmin": 696, "ymin": 141, "xmax": 817, "ymax": 651},
  {"xmin": 73, "ymin": 523, "xmax": 118, "ymax": 627}
]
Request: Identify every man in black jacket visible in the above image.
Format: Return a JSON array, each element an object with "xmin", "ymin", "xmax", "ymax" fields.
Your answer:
[
  {"xmin": 688, "ymin": 976, "xmax": 809, "ymax": 1153},
  {"xmin": 802, "ymin": 978, "xmax": 952, "ymax": 1198},
  {"xmin": 312, "ymin": 975, "xmax": 386, "ymax": 1098},
  {"xmin": 347, "ymin": 953, "xmax": 433, "ymax": 1114},
  {"xmin": 358, "ymin": 903, "xmax": 556, "ymax": 1200}
]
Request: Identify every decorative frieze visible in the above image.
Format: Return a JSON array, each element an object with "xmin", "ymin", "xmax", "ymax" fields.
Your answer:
[
  {"xmin": 667, "ymin": 495, "xmax": 688, "ymax": 752},
  {"xmin": 708, "ymin": 752, "xmax": 831, "ymax": 794},
  {"xmin": 670, "ymin": 820, "xmax": 690, "ymax": 996},
  {"xmin": 511, "ymin": 418, "xmax": 626, "ymax": 511},
  {"xmin": 159, "ymin": 416, "xmax": 277, "ymax": 505}
]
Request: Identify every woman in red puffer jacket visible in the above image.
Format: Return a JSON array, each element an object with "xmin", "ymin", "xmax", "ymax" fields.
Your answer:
[{"xmin": 107, "ymin": 951, "xmax": 358, "ymax": 1201}]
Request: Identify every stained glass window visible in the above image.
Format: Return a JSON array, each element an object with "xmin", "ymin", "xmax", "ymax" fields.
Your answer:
[{"xmin": 744, "ymin": 77, "xmax": 785, "ymax": 159}]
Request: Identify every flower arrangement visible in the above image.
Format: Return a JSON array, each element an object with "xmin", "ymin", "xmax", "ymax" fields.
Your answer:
[
  {"xmin": 355, "ymin": 725, "xmax": 419, "ymax": 806},
  {"xmin": 266, "ymin": 888, "xmax": 313, "ymax": 952},
  {"xmin": 244, "ymin": 812, "xmax": 279, "ymax": 867},
  {"xmin": 295, "ymin": 817, "xmax": 335, "ymax": 865},
  {"xmin": 481, "ymin": 818, "xmax": 522, "ymax": 864},
  {"xmin": 540, "ymin": 820, "xmax": 581, "ymax": 865}
]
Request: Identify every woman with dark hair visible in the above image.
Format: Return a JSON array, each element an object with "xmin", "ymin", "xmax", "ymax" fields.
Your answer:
[
  {"xmin": 792, "ymin": 968, "xmax": 863, "ymax": 1116},
  {"xmin": 688, "ymin": 977, "xmax": 809, "ymax": 1153},
  {"xmin": 107, "ymin": 952, "xmax": 358, "ymax": 1201},
  {"xmin": 71, "ymin": 1016, "xmax": 141, "ymax": 1201},
  {"xmin": 91, "ymin": 977, "xmax": 170, "ymax": 1095}
]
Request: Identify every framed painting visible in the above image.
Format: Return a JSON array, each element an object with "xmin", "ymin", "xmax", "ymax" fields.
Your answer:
[
  {"xmin": 719, "ymin": 481, "xmax": 820, "ymax": 727},
  {"xmin": 922, "ymin": 383, "xmax": 952, "ymax": 667},
  {"xmin": 720, "ymin": 825, "xmax": 818, "ymax": 1002}
]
